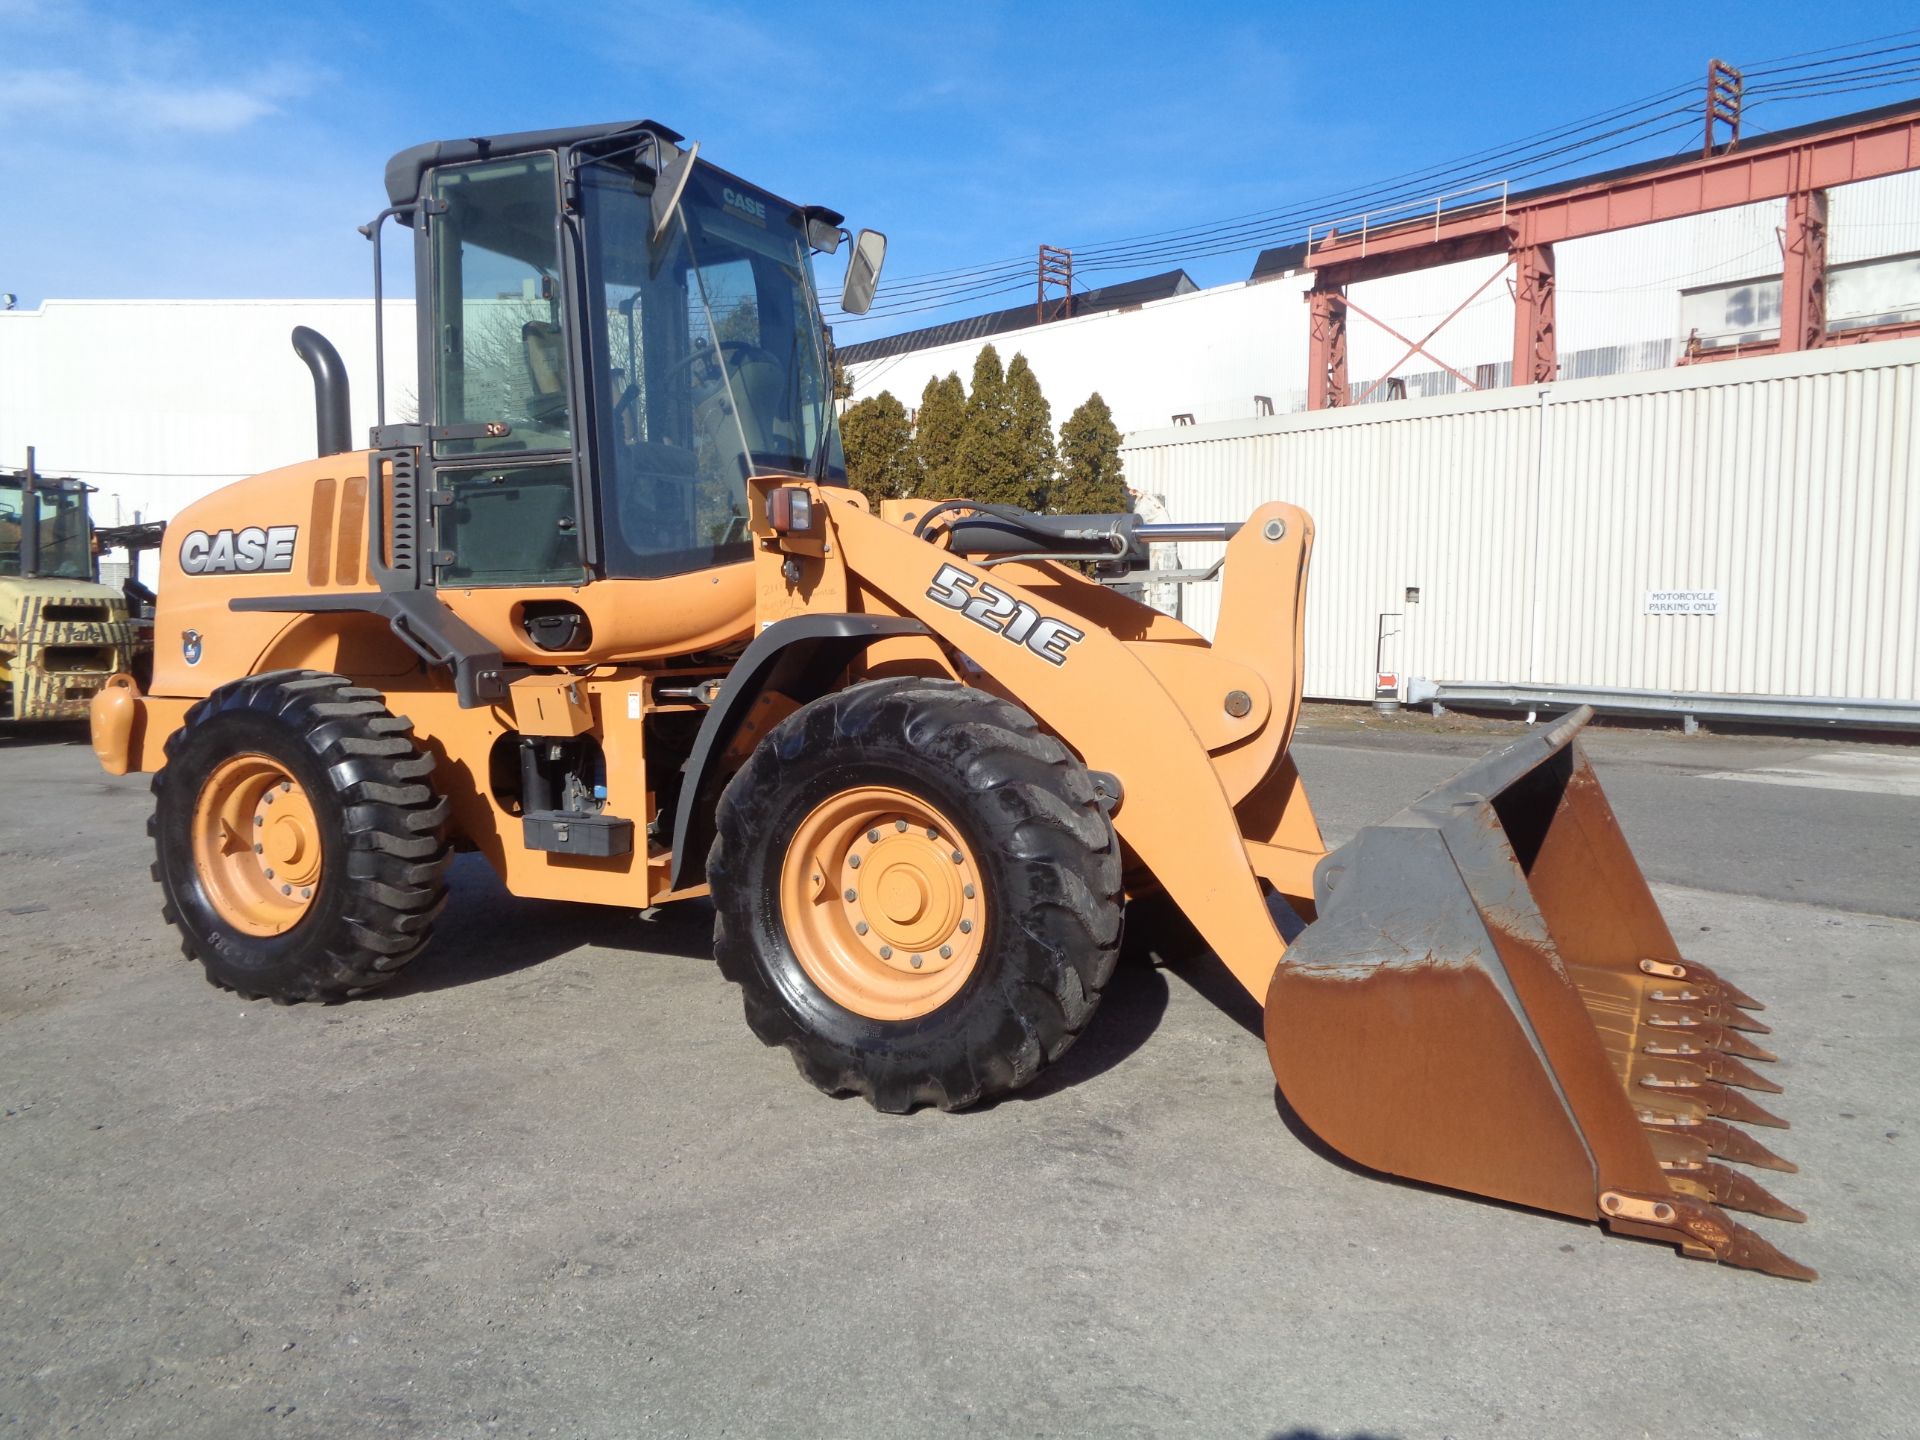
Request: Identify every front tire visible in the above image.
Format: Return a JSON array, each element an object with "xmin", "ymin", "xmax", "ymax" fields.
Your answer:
[
  {"xmin": 149, "ymin": 671, "xmax": 451, "ymax": 1002},
  {"xmin": 709, "ymin": 678, "xmax": 1123, "ymax": 1112}
]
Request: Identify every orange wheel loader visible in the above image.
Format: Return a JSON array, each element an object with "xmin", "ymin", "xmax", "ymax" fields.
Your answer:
[{"xmin": 88, "ymin": 122, "xmax": 1812, "ymax": 1281}]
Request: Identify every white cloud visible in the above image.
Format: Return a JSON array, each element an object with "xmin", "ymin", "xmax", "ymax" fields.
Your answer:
[
  {"xmin": 0, "ymin": 62, "xmax": 307, "ymax": 135},
  {"xmin": 0, "ymin": 2, "xmax": 322, "ymax": 139}
]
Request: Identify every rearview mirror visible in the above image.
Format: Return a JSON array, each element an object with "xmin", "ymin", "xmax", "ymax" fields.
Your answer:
[
  {"xmin": 650, "ymin": 140, "xmax": 701, "ymax": 245},
  {"xmin": 840, "ymin": 229, "xmax": 887, "ymax": 315}
]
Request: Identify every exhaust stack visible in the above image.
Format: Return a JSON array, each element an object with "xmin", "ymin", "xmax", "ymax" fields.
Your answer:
[{"xmin": 291, "ymin": 326, "xmax": 352, "ymax": 458}]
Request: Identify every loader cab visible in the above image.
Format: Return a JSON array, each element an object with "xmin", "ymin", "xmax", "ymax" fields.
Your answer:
[{"xmin": 394, "ymin": 124, "xmax": 846, "ymax": 592}]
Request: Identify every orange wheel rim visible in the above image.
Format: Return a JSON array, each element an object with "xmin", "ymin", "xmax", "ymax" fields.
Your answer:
[
  {"xmin": 191, "ymin": 754, "xmax": 322, "ymax": 937},
  {"xmin": 779, "ymin": 785, "xmax": 987, "ymax": 1021}
]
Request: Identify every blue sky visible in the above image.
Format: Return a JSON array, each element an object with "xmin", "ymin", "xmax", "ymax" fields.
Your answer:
[{"xmin": 3, "ymin": 0, "xmax": 1913, "ymax": 337}]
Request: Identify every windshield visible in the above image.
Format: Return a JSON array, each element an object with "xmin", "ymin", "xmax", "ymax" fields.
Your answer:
[
  {"xmin": 0, "ymin": 481, "xmax": 93, "ymax": 580},
  {"xmin": 579, "ymin": 158, "xmax": 841, "ymax": 580}
]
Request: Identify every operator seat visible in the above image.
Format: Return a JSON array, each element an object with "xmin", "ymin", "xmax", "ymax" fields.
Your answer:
[
  {"xmin": 521, "ymin": 320, "xmax": 568, "ymax": 427},
  {"xmin": 727, "ymin": 353, "xmax": 798, "ymax": 461}
]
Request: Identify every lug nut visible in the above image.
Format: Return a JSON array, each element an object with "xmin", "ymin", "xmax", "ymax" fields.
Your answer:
[
  {"xmin": 281, "ymin": 885, "xmax": 292, "ymax": 896},
  {"xmin": 849, "ymin": 855, "xmax": 861, "ymax": 869},
  {"xmin": 964, "ymin": 884, "xmax": 975, "ymax": 899},
  {"xmin": 951, "ymin": 851, "xmax": 963, "ymax": 864},
  {"xmin": 253, "ymin": 816, "xmax": 264, "ymax": 828},
  {"xmin": 856, "ymin": 922, "xmax": 869, "ymax": 935},
  {"xmin": 911, "ymin": 954, "xmax": 923, "ymax": 968},
  {"xmin": 959, "ymin": 919, "xmax": 973, "ymax": 934},
  {"xmin": 264, "ymin": 868, "xmax": 275, "ymax": 879},
  {"xmin": 254, "ymin": 843, "xmax": 264, "ymax": 855},
  {"xmin": 867, "ymin": 829, "xmax": 880, "ymax": 843},
  {"xmin": 940, "ymin": 945, "xmax": 952, "ymax": 959},
  {"xmin": 300, "ymin": 888, "xmax": 311, "ymax": 899},
  {"xmin": 925, "ymin": 827, "xmax": 938, "ymax": 839},
  {"xmin": 844, "ymin": 888, "xmax": 857, "ymax": 903},
  {"xmin": 895, "ymin": 820, "xmax": 908, "ymax": 833},
  {"xmin": 879, "ymin": 945, "xmax": 893, "ymax": 960}
]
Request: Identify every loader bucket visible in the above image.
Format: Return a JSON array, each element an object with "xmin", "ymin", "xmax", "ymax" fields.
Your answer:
[{"xmin": 1265, "ymin": 707, "xmax": 1814, "ymax": 1280}]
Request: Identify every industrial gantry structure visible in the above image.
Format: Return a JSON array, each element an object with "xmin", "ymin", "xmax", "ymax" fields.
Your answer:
[{"xmin": 1301, "ymin": 92, "xmax": 1920, "ymax": 408}]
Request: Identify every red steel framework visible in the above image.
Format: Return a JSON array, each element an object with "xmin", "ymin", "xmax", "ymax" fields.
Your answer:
[{"xmin": 1302, "ymin": 99, "xmax": 1920, "ymax": 408}]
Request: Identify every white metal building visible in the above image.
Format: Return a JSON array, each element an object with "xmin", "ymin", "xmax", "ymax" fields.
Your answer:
[
  {"xmin": 1121, "ymin": 338, "xmax": 1920, "ymax": 725},
  {"xmin": 0, "ymin": 298, "xmax": 418, "ymax": 583},
  {"xmin": 841, "ymin": 171, "xmax": 1920, "ymax": 431}
]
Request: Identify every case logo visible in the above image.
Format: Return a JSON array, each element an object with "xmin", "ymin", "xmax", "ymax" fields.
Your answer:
[
  {"xmin": 926, "ymin": 562, "xmax": 1085, "ymax": 666},
  {"xmin": 179, "ymin": 525, "xmax": 297, "ymax": 576}
]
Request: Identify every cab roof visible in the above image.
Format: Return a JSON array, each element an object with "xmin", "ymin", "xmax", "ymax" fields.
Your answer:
[{"xmin": 382, "ymin": 120, "xmax": 685, "ymax": 208}]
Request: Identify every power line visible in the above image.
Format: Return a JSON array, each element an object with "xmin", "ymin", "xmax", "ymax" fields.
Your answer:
[{"xmin": 831, "ymin": 38, "xmax": 1920, "ymax": 331}]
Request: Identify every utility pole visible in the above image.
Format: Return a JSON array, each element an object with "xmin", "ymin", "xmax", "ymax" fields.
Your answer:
[
  {"xmin": 1705, "ymin": 59, "xmax": 1743, "ymax": 156},
  {"xmin": 1036, "ymin": 245, "xmax": 1073, "ymax": 324}
]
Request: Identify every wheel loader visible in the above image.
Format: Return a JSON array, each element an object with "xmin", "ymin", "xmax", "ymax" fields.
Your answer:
[{"xmin": 88, "ymin": 121, "xmax": 1812, "ymax": 1281}]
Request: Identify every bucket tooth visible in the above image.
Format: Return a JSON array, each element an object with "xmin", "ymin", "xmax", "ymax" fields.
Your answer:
[
  {"xmin": 1666, "ymin": 1161, "xmax": 1807, "ymax": 1223},
  {"xmin": 1646, "ymin": 987, "xmax": 1771, "ymax": 1034},
  {"xmin": 1716, "ymin": 1220, "xmax": 1817, "ymax": 1282},
  {"xmin": 1635, "ymin": 1052, "xmax": 1781, "ymax": 1090},
  {"xmin": 1635, "ymin": 1062, "xmax": 1790, "ymax": 1128},
  {"xmin": 1692, "ymin": 1082, "xmax": 1790, "ymax": 1130},
  {"xmin": 1600, "ymin": 1191, "xmax": 1815, "ymax": 1279},
  {"xmin": 1699, "ymin": 1051, "xmax": 1784, "ymax": 1094},
  {"xmin": 1641, "ymin": 1025, "xmax": 1780, "ymax": 1067},
  {"xmin": 1712, "ymin": 1029, "xmax": 1778, "ymax": 1064},
  {"xmin": 1684, "ymin": 962, "xmax": 1766, "ymax": 1013},
  {"xmin": 1641, "ymin": 1113, "xmax": 1797, "ymax": 1172}
]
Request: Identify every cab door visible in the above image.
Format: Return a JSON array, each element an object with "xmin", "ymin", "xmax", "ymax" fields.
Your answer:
[{"xmin": 420, "ymin": 153, "xmax": 586, "ymax": 589}]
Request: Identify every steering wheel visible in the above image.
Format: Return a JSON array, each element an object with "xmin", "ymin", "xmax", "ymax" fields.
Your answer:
[
  {"xmin": 716, "ymin": 339, "xmax": 783, "ymax": 374},
  {"xmin": 653, "ymin": 342, "xmax": 725, "ymax": 395}
]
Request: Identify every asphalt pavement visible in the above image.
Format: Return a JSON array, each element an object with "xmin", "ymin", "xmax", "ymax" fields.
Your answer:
[{"xmin": 1, "ymin": 710, "xmax": 1916, "ymax": 1439}]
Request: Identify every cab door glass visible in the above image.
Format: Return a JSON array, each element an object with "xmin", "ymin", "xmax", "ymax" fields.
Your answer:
[
  {"xmin": 429, "ymin": 156, "xmax": 572, "ymax": 459},
  {"xmin": 435, "ymin": 463, "xmax": 584, "ymax": 586}
]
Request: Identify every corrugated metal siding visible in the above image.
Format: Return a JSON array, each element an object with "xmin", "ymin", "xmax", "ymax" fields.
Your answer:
[{"xmin": 1123, "ymin": 339, "xmax": 1920, "ymax": 705}]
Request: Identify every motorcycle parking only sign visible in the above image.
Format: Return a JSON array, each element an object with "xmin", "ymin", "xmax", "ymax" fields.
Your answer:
[{"xmin": 1644, "ymin": 589, "xmax": 1722, "ymax": 615}]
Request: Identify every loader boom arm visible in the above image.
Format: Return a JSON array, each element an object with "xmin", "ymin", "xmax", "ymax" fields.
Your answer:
[{"xmin": 817, "ymin": 495, "xmax": 1317, "ymax": 1002}]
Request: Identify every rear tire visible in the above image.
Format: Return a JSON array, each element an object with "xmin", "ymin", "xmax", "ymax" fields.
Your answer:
[
  {"xmin": 709, "ymin": 677, "xmax": 1123, "ymax": 1112},
  {"xmin": 149, "ymin": 671, "xmax": 451, "ymax": 1002}
]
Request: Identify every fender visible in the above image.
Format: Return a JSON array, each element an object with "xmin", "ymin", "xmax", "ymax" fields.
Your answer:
[{"xmin": 668, "ymin": 613, "xmax": 929, "ymax": 890}]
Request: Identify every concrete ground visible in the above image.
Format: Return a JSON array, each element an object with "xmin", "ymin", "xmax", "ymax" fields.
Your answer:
[{"xmin": 2, "ymin": 710, "xmax": 1916, "ymax": 1439}]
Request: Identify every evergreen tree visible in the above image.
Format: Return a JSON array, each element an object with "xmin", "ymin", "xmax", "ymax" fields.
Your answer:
[
  {"xmin": 839, "ymin": 391, "xmax": 918, "ymax": 507},
  {"xmin": 911, "ymin": 372, "xmax": 967, "ymax": 498},
  {"xmin": 955, "ymin": 344, "xmax": 1029, "ymax": 508},
  {"xmin": 1005, "ymin": 353, "xmax": 1057, "ymax": 511},
  {"xmin": 1054, "ymin": 392, "xmax": 1129, "ymax": 515}
]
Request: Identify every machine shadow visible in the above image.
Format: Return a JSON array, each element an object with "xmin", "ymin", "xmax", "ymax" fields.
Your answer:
[
  {"xmin": 1130, "ymin": 893, "xmax": 1266, "ymax": 1040},
  {"xmin": 0, "ymin": 720, "xmax": 93, "ymax": 749},
  {"xmin": 1269, "ymin": 1082, "xmax": 1587, "ymax": 1233},
  {"xmin": 381, "ymin": 854, "xmax": 715, "ymax": 997},
  {"xmin": 994, "ymin": 957, "xmax": 1172, "ymax": 1104},
  {"xmin": 1268, "ymin": 1430, "xmax": 1403, "ymax": 1440}
]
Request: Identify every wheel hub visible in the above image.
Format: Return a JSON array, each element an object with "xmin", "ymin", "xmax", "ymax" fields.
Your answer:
[
  {"xmin": 780, "ymin": 785, "xmax": 987, "ymax": 1019},
  {"xmin": 191, "ymin": 754, "xmax": 321, "ymax": 937}
]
